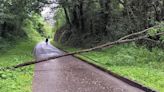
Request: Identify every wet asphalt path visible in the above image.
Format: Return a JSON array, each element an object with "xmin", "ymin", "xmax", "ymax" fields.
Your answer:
[{"xmin": 32, "ymin": 42, "xmax": 145, "ymax": 92}]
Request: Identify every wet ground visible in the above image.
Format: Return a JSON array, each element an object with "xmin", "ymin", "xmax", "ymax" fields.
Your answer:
[{"xmin": 32, "ymin": 42, "xmax": 145, "ymax": 92}]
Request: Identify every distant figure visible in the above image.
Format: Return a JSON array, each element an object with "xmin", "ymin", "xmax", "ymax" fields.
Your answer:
[
  {"xmin": 45, "ymin": 38, "xmax": 48, "ymax": 45},
  {"xmin": 33, "ymin": 41, "xmax": 62, "ymax": 61}
]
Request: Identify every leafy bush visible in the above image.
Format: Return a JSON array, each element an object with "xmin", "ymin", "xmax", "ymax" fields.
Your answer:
[{"xmin": 23, "ymin": 13, "xmax": 52, "ymax": 38}]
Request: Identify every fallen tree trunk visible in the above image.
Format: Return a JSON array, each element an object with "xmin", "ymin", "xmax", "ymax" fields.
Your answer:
[{"xmin": 1, "ymin": 27, "xmax": 164, "ymax": 70}]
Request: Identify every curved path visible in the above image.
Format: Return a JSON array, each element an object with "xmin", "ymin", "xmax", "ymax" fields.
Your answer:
[{"xmin": 32, "ymin": 42, "xmax": 145, "ymax": 92}]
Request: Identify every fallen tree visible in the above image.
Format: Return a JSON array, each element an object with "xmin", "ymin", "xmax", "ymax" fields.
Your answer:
[{"xmin": 0, "ymin": 25, "xmax": 164, "ymax": 70}]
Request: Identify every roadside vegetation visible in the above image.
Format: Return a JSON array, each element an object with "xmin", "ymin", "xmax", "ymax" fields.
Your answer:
[
  {"xmin": 54, "ymin": 1, "xmax": 164, "ymax": 91},
  {"xmin": 0, "ymin": 0, "xmax": 53, "ymax": 91},
  {"xmin": 0, "ymin": 39, "xmax": 37, "ymax": 92},
  {"xmin": 54, "ymin": 43, "xmax": 164, "ymax": 91},
  {"xmin": 80, "ymin": 44, "xmax": 164, "ymax": 92},
  {"xmin": 55, "ymin": 0, "xmax": 164, "ymax": 48},
  {"xmin": 0, "ymin": 13, "xmax": 51, "ymax": 91}
]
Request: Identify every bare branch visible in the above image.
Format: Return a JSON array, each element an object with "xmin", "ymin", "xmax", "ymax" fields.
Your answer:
[
  {"xmin": 118, "ymin": 25, "xmax": 162, "ymax": 41},
  {"xmin": 143, "ymin": 38, "xmax": 161, "ymax": 43}
]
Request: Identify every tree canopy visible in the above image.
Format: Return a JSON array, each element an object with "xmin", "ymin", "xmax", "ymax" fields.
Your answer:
[
  {"xmin": 0, "ymin": 0, "xmax": 52, "ymax": 38},
  {"xmin": 55, "ymin": 0, "xmax": 164, "ymax": 47}
]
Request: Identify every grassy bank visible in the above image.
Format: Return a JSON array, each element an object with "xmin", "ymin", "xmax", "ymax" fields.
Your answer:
[
  {"xmin": 0, "ymin": 39, "xmax": 38, "ymax": 92},
  {"xmin": 54, "ymin": 42, "xmax": 164, "ymax": 91},
  {"xmin": 0, "ymin": 39, "xmax": 43, "ymax": 92},
  {"xmin": 0, "ymin": 16, "xmax": 46, "ymax": 91}
]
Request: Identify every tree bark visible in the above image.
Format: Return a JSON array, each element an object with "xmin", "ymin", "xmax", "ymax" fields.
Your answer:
[
  {"xmin": 79, "ymin": 1, "xmax": 85, "ymax": 32},
  {"xmin": 63, "ymin": 7, "xmax": 72, "ymax": 28}
]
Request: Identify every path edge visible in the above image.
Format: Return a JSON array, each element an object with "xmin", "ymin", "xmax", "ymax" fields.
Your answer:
[
  {"xmin": 73, "ymin": 54, "xmax": 157, "ymax": 92},
  {"xmin": 58, "ymin": 47, "xmax": 158, "ymax": 92}
]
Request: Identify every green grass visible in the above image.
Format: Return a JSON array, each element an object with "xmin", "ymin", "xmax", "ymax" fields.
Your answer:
[
  {"xmin": 54, "ymin": 42, "xmax": 164, "ymax": 91},
  {"xmin": 0, "ymin": 18, "xmax": 44, "ymax": 92},
  {"xmin": 0, "ymin": 37, "xmax": 43, "ymax": 92},
  {"xmin": 0, "ymin": 39, "xmax": 39, "ymax": 92}
]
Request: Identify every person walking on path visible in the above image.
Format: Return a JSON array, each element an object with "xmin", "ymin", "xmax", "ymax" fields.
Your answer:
[{"xmin": 45, "ymin": 38, "xmax": 49, "ymax": 45}]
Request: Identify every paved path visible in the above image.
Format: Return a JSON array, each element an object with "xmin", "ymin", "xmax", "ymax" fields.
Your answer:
[{"xmin": 32, "ymin": 42, "xmax": 145, "ymax": 92}]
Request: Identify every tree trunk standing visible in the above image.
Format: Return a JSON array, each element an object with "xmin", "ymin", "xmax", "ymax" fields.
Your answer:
[
  {"xmin": 102, "ymin": 0, "xmax": 112, "ymax": 37},
  {"xmin": 63, "ymin": 7, "xmax": 72, "ymax": 28},
  {"xmin": 152, "ymin": 0, "xmax": 164, "ymax": 22},
  {"xmin": 161, "ymin": 0, "xmax": 164, "ymax": 20},
  {"xmin": 162, "ymin": 7, "xmax": 164, "ymax": 20},
  {"xmin": 71, "ymin": 1, "xmax": 85, "ymax": 33},
  {"xmin": 126, "ymin": 0, "xmax": 150, "ymax": 31},
  {"xmin": 60, "ymin": 0, "xmax": 72, "ymax": 29},
  {"xmin": 142, "ymin": 1, "xmax": 150, "ymax": 29},
  {"xmin": 1, "ymin": 22, "xmax": 6, "ymax": 37},
  {"xmin": 72, "ymin": 6, "xmax": 80, "ymax": 29},
  {"xmin": 79, "ymin": 1, "xmax": 85, "ymax": 33},
  {"xmin": 2, "ymin": 22, "xmax": 6, "ymax": 31},
  {"xmin": 90, "ymin": 18, "xmax": 93, "ymax": 34},
  {"xmin": 162, "ymin": 0, "xmax": 164, "ymax": 20},
  {"xmin": 153, "ymin": 4, "xmax": 161, "ymax": 21},
  {"xmin": 99, "ymin": 0, "xmax": 108, "ymax": 35}
]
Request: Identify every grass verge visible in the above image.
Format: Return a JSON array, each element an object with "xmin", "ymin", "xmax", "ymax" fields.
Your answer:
[
  {"xmin": 0, "ymin": 39, "xmax": 42, "ymax": 92},
  {"xmin": 0, "ymin": 20, "xmax": 43, "ymax": 92},
  {"xmin": 54, "ymin": 42, "xmax": 164, "ymax": 92}
]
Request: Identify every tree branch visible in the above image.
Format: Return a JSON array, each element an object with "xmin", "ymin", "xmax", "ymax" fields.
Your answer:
[
  {"xmin": 0, "ymin": 29, "xmax": 164, "ymax": 70},
  {"xmin": 118, "ymin": 25, "xmax": 162, "ymax": 41}
]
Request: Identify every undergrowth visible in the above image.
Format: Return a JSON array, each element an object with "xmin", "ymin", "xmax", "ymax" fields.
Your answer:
[
  {"xmin": 0, "ymin": 13, "xmax": 49, "ymax": 92},
  {"xmin": 54, "ymin": 42, "xmax": 164, "ymax": 92}
]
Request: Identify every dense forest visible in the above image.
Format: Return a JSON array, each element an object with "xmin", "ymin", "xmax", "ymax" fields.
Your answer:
[
  {"xmin": 54, "ymin": 0, "xmax": 164, "ymax": 47},
  {"xmin": 0, "ymin": 0, "xmax": 163, "ymax": 48}
]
